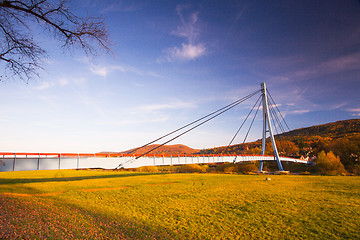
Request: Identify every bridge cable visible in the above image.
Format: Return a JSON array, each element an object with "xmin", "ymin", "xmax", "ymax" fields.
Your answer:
[
  {"xmin": 267, "ymin": 90, "xmax": 291, "ymax": 131},
  {"xmin": 269, "ymin": 103, "xmax": 293, "ymax": 155},
  {"xmin": 126, "ymin": 89, "xmax": 261, "ymax": 155},
  {"xmin": 267, "ymin": 95, "xmax": 286, "ymax": 134},
  {"xmin": 133, "ymin": 90, "xmax": 260, "ymax": 160},
  {"xmin": 268, "ymin": 98, "xmax": 286, "ymax": 154},
  {"xmin": 242, "ymin": 97, "xmax": 262, "ymax": 144},
  {"xmin": 222, "ymin": 95, "xmax": 262, "ymax": 154},
  {"xmin": 268, "ymin": 98, "xmax": 286, "ymax": 133},
  {"xmin": 266, "ymin": 92, "xmax": 294, "ymax": 155}
]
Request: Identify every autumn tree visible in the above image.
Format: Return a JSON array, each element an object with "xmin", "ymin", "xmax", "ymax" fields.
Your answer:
[
  {"xmin": 243, "ymin": 146, "xmax": 261, "ymax": 155},
  {"xmin": 0, "ymin": 0, "xmax": 111, "ymax": 81},
  {"xmin": 315, "ymin": 151, "xmax": 347, "ymax": 175},
  {"xmin": 276, "ymin": 139, "xmax": 299, "ymax": 156}
]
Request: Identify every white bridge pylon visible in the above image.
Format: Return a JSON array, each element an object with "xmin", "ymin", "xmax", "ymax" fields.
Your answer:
[{"xmin": 259, "ymin": 82, "xmax": 283, "ymax": 171}]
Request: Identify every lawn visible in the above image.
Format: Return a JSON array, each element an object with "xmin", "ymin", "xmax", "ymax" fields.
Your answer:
[{"xmin": 0, "ymin": 170, "xmax": 359, "ymax": 239}]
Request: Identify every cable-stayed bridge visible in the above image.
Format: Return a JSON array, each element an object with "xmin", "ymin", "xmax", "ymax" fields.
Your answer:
[
  {"xmin": 0, "ymin": 153, "xmax": 307, "ymax": 172},
  {"xmin": 0, "ymin": 83, "xmax": 310, "ymax": 172}
]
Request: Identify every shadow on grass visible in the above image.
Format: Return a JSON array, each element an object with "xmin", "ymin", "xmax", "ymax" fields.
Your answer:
[
  {"xmin": 0, "ymin": 193, "xmax": 182, "ymax": 239},
  {"xmin": 63, "ymin": 199, "xmax": 181, "ymax": 239},
  {"xmin": 0, "ymin": 172, "xmax": 166, "ymax": 185}
]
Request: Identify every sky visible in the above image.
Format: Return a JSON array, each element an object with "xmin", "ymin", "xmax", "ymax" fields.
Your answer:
[{"xmin": 1, "ymin": 0, "xmax": 360, "ymax": 153}]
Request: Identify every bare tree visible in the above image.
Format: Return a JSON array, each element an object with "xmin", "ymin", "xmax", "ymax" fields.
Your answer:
[{"xmin": 0, "ymin": 0, "xmax": 111, "ymax": 81}]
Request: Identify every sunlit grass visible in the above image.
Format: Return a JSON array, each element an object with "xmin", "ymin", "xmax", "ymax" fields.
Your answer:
[{"xmin": 0, "ymin": 170, "xmax": 359, "ymax": 239}]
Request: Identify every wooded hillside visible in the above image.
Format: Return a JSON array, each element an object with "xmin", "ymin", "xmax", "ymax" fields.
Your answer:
[
  {"xmin": 121, "ymin": 144, "xmax": 198, "ymax": 155},
  {"xmin": 198, "ymin": 119, "xmax": 360, "ymax": 173}
]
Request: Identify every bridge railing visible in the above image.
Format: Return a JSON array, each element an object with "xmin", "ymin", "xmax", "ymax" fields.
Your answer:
[{"xmin": 0, "ymin": 152, "xmax": 308, "ymax": 172}]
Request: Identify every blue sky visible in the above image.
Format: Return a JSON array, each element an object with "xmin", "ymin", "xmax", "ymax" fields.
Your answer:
[{"xmin": 1, "ymin": 0, "xmax": 360, "ymax": 153}]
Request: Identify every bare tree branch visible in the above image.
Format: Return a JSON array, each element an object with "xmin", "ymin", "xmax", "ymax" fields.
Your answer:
[{"xmin": 0, "ymin": 0, "xmax": 111, "ymax": 81}]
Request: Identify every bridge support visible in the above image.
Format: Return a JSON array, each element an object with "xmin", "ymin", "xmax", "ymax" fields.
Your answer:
[{"xmin": 258, "ymin": 82, "xmax": 284, "ymax": 172}]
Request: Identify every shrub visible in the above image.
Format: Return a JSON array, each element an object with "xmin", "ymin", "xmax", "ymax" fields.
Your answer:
[
  {"xmin": 224, "ymin": 165, "xmax": 237, "ymax": 174},
  {"xmin": 220, "ymin": 162, "xmax": 258, "ymax": 174},
  {"xmin": 178, "ymin": 164, "xmax": 203, "ymax": 173},
  {"xmin": 237, "ymin": 162, "xmax": 258, "ymax": 173},
  {"xmin": 138, "ymin": 166, "xmax": 159, "ymax": 173},
  {"xmin": 315, "ymin": 151, "xmax": 347, "ymax": 175},
  {"xmin": 201, "ymin": 164, "xmax": 209, "ymax": 173},
  {"xmin": 351, "ymin": 164, "xmax": 360, "ymax": 175}
]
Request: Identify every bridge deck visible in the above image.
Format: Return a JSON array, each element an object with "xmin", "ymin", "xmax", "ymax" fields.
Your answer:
[{"xmin": 0, "ymin": 153, "xmax": 308, "ymax": 172}]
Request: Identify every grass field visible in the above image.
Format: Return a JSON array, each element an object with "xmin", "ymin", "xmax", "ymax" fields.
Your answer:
[{"xmin": 0, "ymin": 170, "xmax": 359, "ymax": 239}]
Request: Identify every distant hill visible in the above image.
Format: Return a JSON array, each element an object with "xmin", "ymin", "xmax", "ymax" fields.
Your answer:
[
  {"xmin": 121, "ymin": 144, "xmax": 199, "ymax": 155},
  {"xmin": 198, "ymin": 119, "xmax": 360, "ymax": 173},
  {"xmin": 102, "ymin": 119, "xmax": 360, "ymax": 173},
  {"xmin": 280, "ymin": 119, "xmax": 360, "ymax": 139}
]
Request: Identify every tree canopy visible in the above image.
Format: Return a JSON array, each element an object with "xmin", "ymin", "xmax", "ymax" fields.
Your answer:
[{"xmin": 0, "ymin": 0, "xmax": 111, "ymax": 81}]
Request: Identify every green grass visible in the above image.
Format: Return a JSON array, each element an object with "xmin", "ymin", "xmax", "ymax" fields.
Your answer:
[{"xmin": 0, "ymin": 170, "xmax": 359, "ymax": 239}]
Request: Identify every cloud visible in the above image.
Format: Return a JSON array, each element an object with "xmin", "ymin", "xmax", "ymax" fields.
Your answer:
[
  {"xmin": 95, "ymin": 116, "xmax": 169, "ymax": 127},
  {"xmin": 347, "ymin": 108, "xmax": 360, "ymax": 116},
  {"xmin": 34, "ymin": 79, "xmax": 64, "ymax": 90},
  {"xmin": 34, "ymin": 77, "xmax": 82, "ymax": 90},
  {"xmin": 161, "ymin": 5, "xmax": 206, "ymax": 62},
  {"xmin": 35, "ymin": 81, "xmax": 52, "ymax": 90},
  {"xmin": 266, "ymin": 52, "xmax": 360, "ymax": 83},
  {"xmin": 288, "ymin": 110, "xmax": 310, "ymax": 114},
  {"xmin": 166, "ymin": 43, "xmax": 206, "ymax": 61},
  {"xmin": 132, "ymin": 100, "xmax": 197, "ymax": 114},
  {"xmin": 172, "ymin": 5, "xmax": 199, "ymax": 43},
  {"xmin": 101, "ymin": 2, "xmax": 144, "ymax": 13},
  {"xmin": 291, "ymin": 53, "xmax": 360, "ymax": 79},
  {"xmin": 86, "ymin": 60, "xmax": 161, "ymax": 78},
  {"xmin": 89, "ymin": 64, "xmax": 126, "ymax": 77},
  {"xmin": 329, "ymin": 102, "xmax": 348, "ymax": 110},
  {"xmin": 58, "ymin": 78, "xmax": 70, "ymax": 86},
  {"xmin": 76, "ymin": 57, "xmax": 127, "ymax": 77},
  {"xmin": 348, "ymin": 108, "xmax": 360, "ymax": 112}
]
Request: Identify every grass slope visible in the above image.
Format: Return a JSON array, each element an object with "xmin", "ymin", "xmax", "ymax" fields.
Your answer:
[{"xmin": 0, "ymin": 170, "xmax": 359, "ymax": 239}]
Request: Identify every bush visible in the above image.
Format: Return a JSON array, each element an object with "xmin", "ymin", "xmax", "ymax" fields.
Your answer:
[
  {"xmin": 178, "ymin": 164, "xmax": 203, "ymax": 173},
  {"xmin": 315, "ymin": 151, "xmax": 347, "ymax": 175},
  {"xmin": 218, "ymin": 162, "xmax": 258, "ymax": 174},
  {"xmin": 351, "ymin": 164, "xmax": 360, "ymax": 175},
  {"xmin": 201, "ymin": 164, "xmax": 209, "ymax": 173},
  {"xmin": 224, "ymin": 165, "xmax": 237, "ymax": 174},
  {"xmin": 138, "ymin": 166, "xmax": 159, "ymax": 173},
  {"xmin": 237, "ymin": 162, "xmax": 258, "ymax": 173}
]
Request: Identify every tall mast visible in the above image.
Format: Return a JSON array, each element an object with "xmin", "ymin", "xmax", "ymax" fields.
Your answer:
[{"xmin": 259, "ymin": 82, "xmax": 284, "ymax": 171}]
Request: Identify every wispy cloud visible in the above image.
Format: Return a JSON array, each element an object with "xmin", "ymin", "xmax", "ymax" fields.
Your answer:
[
  {"xmin": 329, "ymin": 102, "xmax": 348, "ymax": 110},
  {"xmin": 34, "ymin": 78, "xmax": 71, "ymax": 90},
  {"xmin": 89, "ymin": 64, "xmax": 127, "ymax": 77},
  {"xmin": 166, "ymin": 43, "xmax": 206, "ymax": 61},
  {"xmin": 161, "ymin": 5, "xmax": 206, "ymax": 62},
  {"xmin": 35, "ymin": 81, "xmax": 52, "ymax": 90},
  {"xmin": 172, "ymin": 5, "xmax": 200, "ymax": 43},
  {"xmin": 134, "ymin": 100, "xmax": 197, "ymax": 113},
  {"xmin": 95, "ymin": 116, "xmax": 169, "ymax": 127},
  {"xmin": 79, "ymin": 58, "xmax": 161, "ymax": 78},
  {"xmin": 347, "ymin": 108, "xmax": 360, "ymax": 116},
  {"xmin": 348, "ymin": 108, "xmax": 360, "ymax": 112},
  {"xmin": 58, "ymin": 78, "xmax": 70, "ymax": 86},
  {"xmin": 101, "ymin": 2, "xmax": 144, "ymax": 13},
  {"xmin": 291, "ymin": 52, "xmax": 360, "ymax": 80},
  {"xmin": 288, "ymin": 109, "xmax": 310, "ymax": 114},
  {"xmin": 264, "ymin": 52, "xmax": 360, "ymax": 83}
]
